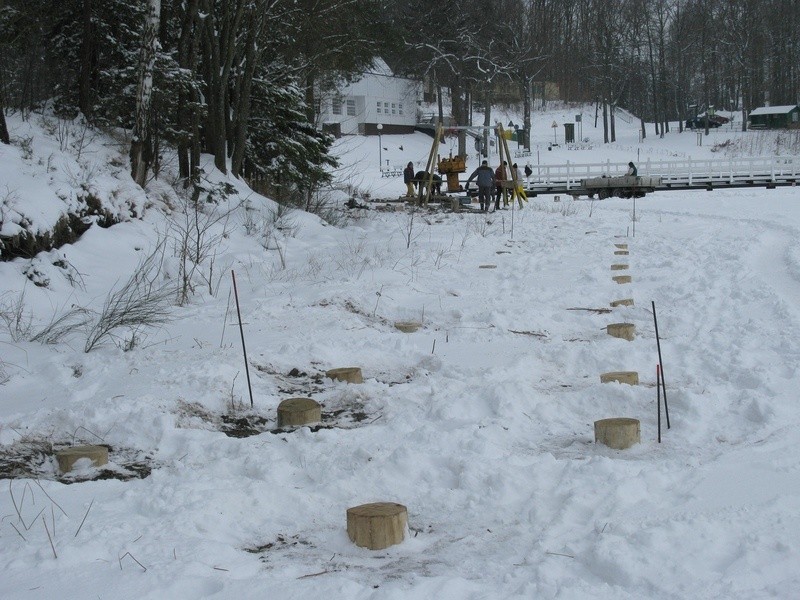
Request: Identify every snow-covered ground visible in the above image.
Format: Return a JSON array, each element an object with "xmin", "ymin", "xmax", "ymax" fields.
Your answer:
[{"xmin": 1, "ymin": 107, "xmax": 799, "ymax": 599}]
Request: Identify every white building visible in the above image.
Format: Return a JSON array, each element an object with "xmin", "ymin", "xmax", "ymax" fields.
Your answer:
[{"xmin": 318, "ymin": 58, "xmax": 421, "ymax": 136}]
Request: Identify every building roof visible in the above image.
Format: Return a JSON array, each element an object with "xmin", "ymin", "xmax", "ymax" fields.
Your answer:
[
  {"xmin": 749, "ymin": 105, "xmax": 798, "ymax": 116},
  {"xmin": 367, "ymin": 57, "xmax": 394, "ymax": 77}
]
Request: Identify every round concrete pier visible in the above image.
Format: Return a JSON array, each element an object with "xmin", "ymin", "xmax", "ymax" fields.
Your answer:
[
  {"xmin": 56, "ymin": 445, "xmax": 109, "ymax": 473},
  {"xmin": 595, "ymin": 418, "xmax": 640, "ymax": 450},
  {"xmin": 610, "ymin": 298, "xmax": 634, "ymax": 307},
  {"xmin": 326, "ymin": 367, "xmax": 364, "ymax": 384},
  {"xmin": 347, "ymin": 502, "xmax": 407, "ymax": 550},
  {"xmin": 607, "ymin": 323, "xmax": 636, "ymax": 341},
  {"xmin": 277, "ymin": 397, "xmax": 322, "ymax": 427},
  {"xmin": 600, "ymin": 371, "xmax": 639, "ymax": 385},
  {"xmin": 394, "ymin": 321, "xmax": 421, "ymax": 333}
]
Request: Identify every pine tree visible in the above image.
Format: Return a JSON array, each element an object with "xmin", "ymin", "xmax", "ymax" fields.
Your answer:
[{"xmin": 246, "ymin": 66, "xmax": 337, "ymax": 208}]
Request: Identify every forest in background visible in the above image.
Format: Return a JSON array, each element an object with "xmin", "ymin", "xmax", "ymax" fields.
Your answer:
[{"xmin": 1, "ymin": 0, "xmax": 798, "ymax": 201}]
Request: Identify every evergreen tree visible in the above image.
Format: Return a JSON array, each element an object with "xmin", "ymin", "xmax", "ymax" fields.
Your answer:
[{"xmin": 246, "ymin": 65, "xmax": 337, "ymax": 208}]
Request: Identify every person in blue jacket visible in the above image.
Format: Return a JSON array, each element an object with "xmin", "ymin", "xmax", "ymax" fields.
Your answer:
[{"xmin": 466, "ymin": 160, "xmax": 496, "ymax": 212}]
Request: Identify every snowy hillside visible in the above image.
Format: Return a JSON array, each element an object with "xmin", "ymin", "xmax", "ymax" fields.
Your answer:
[{"xmin": 1, "ymin": 107, "xmax": 799, "ymax": 599}]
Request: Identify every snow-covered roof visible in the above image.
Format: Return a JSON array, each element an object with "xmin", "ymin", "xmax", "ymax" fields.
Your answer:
[
  {"xmin": 749, "ymin": 105, "xmax": 798, "ymax": 116},
  {"xmin": 367, "ymin": 57, "xmax": 393, "ymax": 77}
]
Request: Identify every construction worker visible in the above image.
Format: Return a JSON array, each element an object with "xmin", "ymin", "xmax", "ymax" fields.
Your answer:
[
  {"xmin": 494, "ymin": 161, "xmax": 509, "ymax": 210},
  {"xmin": 403, "ymin": 162, "xmax": 415, "ymax": 197},
  {"xmin": 466, "ymin": 160, "xmax": 496, "ymax": 212},
  {"xmin": 511, "ymin": 163, "xmax": 528, "ymax": 207}
]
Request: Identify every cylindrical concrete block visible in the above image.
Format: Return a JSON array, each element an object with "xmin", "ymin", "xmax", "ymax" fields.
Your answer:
[
  {"xmin": 614, "ymin": 250, "xmax": 629, "ymax": 255},
  {"xmin": 277, "ymin": 397, "xmax": 322, "ymax": 427},
  {"xmin": 479, "ymin": 264, "xmax": 497, "ymax": 269},
  {"xmin": 613, "ymin": 275, "xmax": 632, "ymax": 284},
  {"xmin": 610, "ymin": 298, "xmax": 634, "ymax": 307},
  {"xmin": 614, "ymin": 243, "xmax": 628, "ymax": 249},
  {"xmin": 607, "ymin": 322, "xmax": 636, "ymax": 341},
  {"xmin": 326, "ymin": 367, "xmax": 363, "ymax": 384},
  {"xmin": 595, "ymin": 418, "xmax": 640, "ymax": 449},
  {"xmin": 394, "ymin": 321, "xmax": 421, "ymax": 333},
  {"xmin": 56, "ymin": 445, "xmax": 109, "ymax": 473},
  {"xmin": 600, "ymin": 371, "xmax": 639, "ymax": 385},
  {"xmin": 611, "ymin": 264, "xmax": 629, "ymax": 271},
  {"xmin": 347, "ymin": 502, "xmax": 407, "ymax": 550}
]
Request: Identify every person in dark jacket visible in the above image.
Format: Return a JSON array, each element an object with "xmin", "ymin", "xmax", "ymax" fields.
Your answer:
[
  {"xmin": 466, "ymin": 160, "xmax": 496, "ymax": 212},
  {"xmin": 403, "ymin": 162, "xmax": 415, "ymax": 197},
  {"xmin": 414, "ymin": 170, "xmax": 442, "ymax": 200},
  {"xmin": 494, "ymin": 161, "xmax": 508, "ymax": 210},
  {"xmin": 626, "ymin": 162, "xmax": 638, "ymax": 177}
]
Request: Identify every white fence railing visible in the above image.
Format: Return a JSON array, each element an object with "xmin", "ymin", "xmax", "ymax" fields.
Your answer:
[{"xmin": 530, "ymin": 156, "xmax": 800, "ymax": 190}]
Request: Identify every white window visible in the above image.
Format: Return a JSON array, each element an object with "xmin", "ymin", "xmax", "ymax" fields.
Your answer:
[
  {"xmin": 398, "ymin": 103, "xmax": 404, "ymax": 115},
  {"xmin": 332, "ymin": 99, "xmax": 342, "ymax": 115},
  {"xmin": 376, "ymin": 101, "xmax": 381, "ymax": 114},
  {"xmin": 346, "ymin": 99, "xmax": 356, "ymax": 116},
  {"xmin": 392, "ymin": 103, "xmax": 396, "ymax": 115}
]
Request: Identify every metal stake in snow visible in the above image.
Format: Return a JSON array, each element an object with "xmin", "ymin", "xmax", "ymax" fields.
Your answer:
[
  {"xmin": 231, "ymin": 270, "xmax": 254, "ymax": 408},
  {"xmin": 657, "ymin": 365, "xmax": 662, "ymax": 443},
  {"xmin": 652, "ymin": 301, "xmax": 670, "ymax": 428}
]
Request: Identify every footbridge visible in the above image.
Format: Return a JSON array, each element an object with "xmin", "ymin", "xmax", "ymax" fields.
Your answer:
[{"xmin": 524, "ymin": 156, "xmax": 800, "ymax": 197}]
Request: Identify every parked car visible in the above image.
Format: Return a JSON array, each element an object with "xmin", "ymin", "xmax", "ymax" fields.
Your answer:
[{"xmin": 686, "ymin": 114, "xmax": 729, "ymax": 128}]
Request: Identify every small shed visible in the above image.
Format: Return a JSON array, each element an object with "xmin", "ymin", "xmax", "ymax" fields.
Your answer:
[{"xmin": 749, "ymin": 105, "xmax": 800, "ymax": 129}]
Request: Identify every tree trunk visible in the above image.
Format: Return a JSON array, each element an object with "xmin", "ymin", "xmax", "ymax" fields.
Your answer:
[
  {"xmin": 304, "ymin": 72, "xmax": 316, "ymax": 125},
  {"xmin": 0, "ymin": 61, "xmax": 8, "ymax": 144},
  {"xmin": 602, "ymin": 100, "xmax": 608, "ymax": 143},
  {"xmin": 78, "ymin": 0, "xmax": 94, "ymax": 117},
  {"xmin": 0, "ymin": 106, "xmax": 9, "ymax": 145},
  {"xmin": 176, "ymin": 0, "xmax": 199, "ymax": 181},
  {"xmin": 200, "ymin": 0, "xmax": 247, "ymax": 174},
  {"xmin": 231, "ymin": 9, "xmax": 266, "ymax": 177},
  {"xmin": 436, "ymin": 83, "xmax": 444, "ymax": 124},
  {"xmin": 130, "ymin": 0, "xmax": 161, "ymax": 187},
  {"xmin": 610, "ymin": 103, "xmax": 616, "ymax": 143},
  {"xmin": 451, "ymin": 81, "xmax": 466, "ymax": 157},
  {"xmin": 483, "ymin": 88, "xmax": 491, "ymax": 159},
  {"xmin": 523, "ymin": 78, "xmax": 531, "ymax": 150}
]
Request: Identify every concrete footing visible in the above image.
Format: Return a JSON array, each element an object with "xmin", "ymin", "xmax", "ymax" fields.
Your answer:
[
  {"xmin": 326, "ymin": 367, "xmax": 364, "ymax": 384},
  {"xmin": 277, "ymin": 397, "xmax": 322, "ymax": 427},
  {"xmin": 600, "ymin": 371, "xmax": 639, "ymax": 385},
  {"xmin": 595, "ymin": 418, "xmax": 640, "ymax": 450},
  {"xmin": 607, "ymin": 322, "xmax": 636, "ymax": 341},
  {"xmin": 347, "ymin": 502, "xmax": 407, "ymax": 550},
  {"xmin": 56, "ymin": 445, "xmax": 109, "ymax": 473}
]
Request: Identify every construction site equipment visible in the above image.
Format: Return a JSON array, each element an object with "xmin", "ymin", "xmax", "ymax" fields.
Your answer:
[{"xmin": 437, "ymin": 154, "xmax": 467, "ymax": 192}]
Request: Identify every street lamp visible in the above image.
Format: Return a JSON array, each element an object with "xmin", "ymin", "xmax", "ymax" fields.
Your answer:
[{"xmin": 377, "ymin": 123, "xmax": 383, "ymax": 170}]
